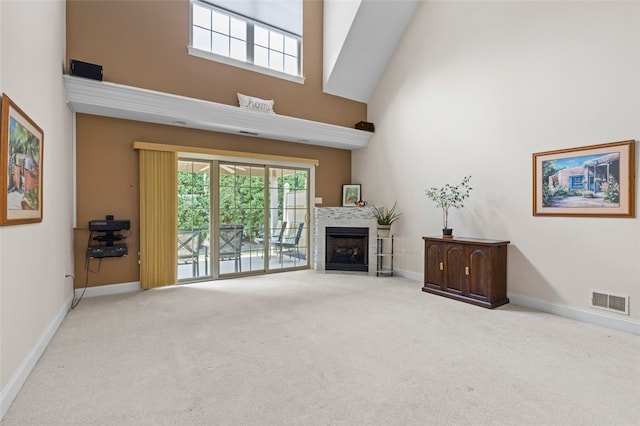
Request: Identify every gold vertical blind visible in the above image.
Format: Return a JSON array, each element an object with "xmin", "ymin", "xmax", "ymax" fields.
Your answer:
[{"xmin": 138, "ymin": 149, "xmax": 178, "ymax": 288}]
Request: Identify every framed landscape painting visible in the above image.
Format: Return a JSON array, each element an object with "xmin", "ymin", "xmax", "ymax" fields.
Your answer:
[
  {"xmin": 342, "ymin": 184, "xmax": 361, "ymax": 206},
  {"xmin": 533, "ymin": 140, "xmax": 635, "ymax": 217},
  {"xmin": 1, "ymin": 93, "xmax": 44, "ymax": 225}
]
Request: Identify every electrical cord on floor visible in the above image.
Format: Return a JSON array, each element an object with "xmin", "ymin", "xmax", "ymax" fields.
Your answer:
[
  {"xmin": 67, "ymin": 274, "xmax": 81, "ymax": 310},
  {"xmin": 70, "ymin": 257, "xmax": 90, "ymax": 310},
  {"xmin": 71, "ymin": 230, "xmax": 102, "ymax": 309}
]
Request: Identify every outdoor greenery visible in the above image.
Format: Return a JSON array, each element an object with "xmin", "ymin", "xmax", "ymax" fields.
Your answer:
[
  {"xmin": 218, "ymin": 173, "xmax": 265, "ymax": 236},
  {"xmin": 178, "ymin": 167, "xmax": 307, "ymax": 241},
  {"xmin": 372, "ymin": 202, "xmax": 403, "ymax": 225},
  {"xmin": 178, "ymin": 170, "xmax": 210, "ymax": 240},
  {"xmin": 425, "ymin": 176, "xmax": 473, "ymax": 229}
]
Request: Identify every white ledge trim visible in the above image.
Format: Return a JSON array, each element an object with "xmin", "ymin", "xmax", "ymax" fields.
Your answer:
[{"xmin": 63, "ymin": 75, "xmax": 371, "ymax": 150}]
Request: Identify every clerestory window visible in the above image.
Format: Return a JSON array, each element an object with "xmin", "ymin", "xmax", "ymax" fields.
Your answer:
[{"xmin": 189, "ymin": 0, "xmax": 303, "ymax": 83}]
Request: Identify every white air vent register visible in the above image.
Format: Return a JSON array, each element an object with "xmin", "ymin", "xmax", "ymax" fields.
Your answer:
[{"xmin": 591, "ymin": 291, "xmax": 629, "ymax": 315}]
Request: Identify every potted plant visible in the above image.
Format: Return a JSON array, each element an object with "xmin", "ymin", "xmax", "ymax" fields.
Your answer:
[
  {"xmin": 425, "ymin": 176, "xmax": 472, "ymax": 237},
  {"xmin": 372, "ymin": 202, "xmax": 403, "ymax": 237}
]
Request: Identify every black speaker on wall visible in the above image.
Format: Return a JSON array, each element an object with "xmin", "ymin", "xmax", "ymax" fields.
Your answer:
[{"xmin": 70, "ymin": 59, "xmax": 103, "ymax": 81}]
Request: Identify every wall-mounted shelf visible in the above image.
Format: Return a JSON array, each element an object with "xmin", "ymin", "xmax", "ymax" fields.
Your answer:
[
  {"xmin": 63, "ymin": 75, "xmax": 372, "ymax": 150},
  {"xmin": 86, "ymin": 216, "xmax": 130, "ymax": 259}
]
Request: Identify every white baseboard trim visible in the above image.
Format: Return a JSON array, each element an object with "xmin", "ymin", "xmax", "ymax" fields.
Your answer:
[
  {"xmin": 389, "ymin": 270, "xmax": 639, "ymax": 335},
  {"xmin": 74, "ymin": 281, "xmax": 140, "ymax": 298},
  {"xmin": 509, "ymin": 294, "xmax": 640, "ymax": 336},
  {"xmin": 393, "ymin": 268, "xmax": 422, "ymax": 282},
  {"xmin": 0, "ymin": 294, "xmax": 72, "ymax": 421}
]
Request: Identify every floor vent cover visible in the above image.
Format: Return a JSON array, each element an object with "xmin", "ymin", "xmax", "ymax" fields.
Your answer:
[{"xmin": 591, "ymin": 291, "xmax": 629, "ymax": 315}]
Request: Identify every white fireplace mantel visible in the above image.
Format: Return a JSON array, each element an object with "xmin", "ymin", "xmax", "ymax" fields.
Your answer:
[{"xmin": 313, "ymin": 207, "xmax": 378, "ymax": 274}]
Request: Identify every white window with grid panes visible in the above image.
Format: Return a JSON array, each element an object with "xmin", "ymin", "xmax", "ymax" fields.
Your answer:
[{"xmin": 190, "ymin": 0, "xmax": 302, "ymax": 83}]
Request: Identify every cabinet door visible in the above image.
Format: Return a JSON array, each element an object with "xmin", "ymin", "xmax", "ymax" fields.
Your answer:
[
  {"xmin": 467, "ymin": 246, "xmax": 490, "ymax": 301},
  {"xmin": 444, "ymin": 245, "xmax": 465, "ymax": 295},
  {"xmin": 424, "ymin": 242, "xmax": 444, "ymax": 290}
]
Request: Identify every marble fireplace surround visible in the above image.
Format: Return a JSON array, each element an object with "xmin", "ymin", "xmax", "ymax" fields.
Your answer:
[{"xmin": 313, "ymin": 207, "xmax": 378, "ymax": 274}]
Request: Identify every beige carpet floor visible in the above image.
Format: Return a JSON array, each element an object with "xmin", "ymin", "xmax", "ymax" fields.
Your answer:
[{"xmin": 2, "ymin": 270, "xmax": 639, "ymax": 425}]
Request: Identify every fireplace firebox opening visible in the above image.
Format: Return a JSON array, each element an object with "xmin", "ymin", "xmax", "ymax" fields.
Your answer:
[{"xmin": 325, "ymin": 227, "xmax": 368, "ymax": 272}]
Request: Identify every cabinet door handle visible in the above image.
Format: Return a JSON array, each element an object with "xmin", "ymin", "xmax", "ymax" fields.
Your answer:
[
  {"xmin": 465, "ymin": 266, "xmax": 470, "ymax": 275},
  {"xmin": 439, "ymin": 262, "xmax": 444, "ymax": 271}
]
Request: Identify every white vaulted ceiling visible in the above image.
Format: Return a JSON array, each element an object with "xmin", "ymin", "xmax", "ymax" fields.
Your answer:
[{"xmin": 323, "ymin": 0, "xmax": 419, "ymax": 103}]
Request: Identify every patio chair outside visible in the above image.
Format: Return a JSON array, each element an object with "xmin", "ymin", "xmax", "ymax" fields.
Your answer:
[
  {"xmin": 273, "ymin": 222, "xmax": 304, "ymax": 261},
  {"xmin": 255, "ymin": 220, "xmax": 287, "ymax": 258},
  {"xmin": 178, "ymin": 229, "xmax": 207, "ymax": 276},
  {"xmin": 219, "ymin": 224, "xmax": 244, "ymax": 273}
]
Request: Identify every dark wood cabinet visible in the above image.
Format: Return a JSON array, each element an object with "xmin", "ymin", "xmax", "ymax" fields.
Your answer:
[{"xmin": 422, "ymin": 236, "xmax": 510, "ymax": 309}]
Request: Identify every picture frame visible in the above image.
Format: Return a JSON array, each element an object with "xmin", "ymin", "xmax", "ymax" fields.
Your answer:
[
  {"xmin": 1, "ymin": 93, "xmax": 44, "ymax": 225},
  {"xmin": 533, "ymin": 140, "xmax": 635, "ymax": 217},
  {"xmin": 342, "ymin": 184, "xmax": 361, "ymax": 207}
]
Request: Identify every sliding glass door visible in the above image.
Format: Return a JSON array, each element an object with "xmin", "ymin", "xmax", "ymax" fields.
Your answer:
[
  {"xmin": 218, "ymin": 163, "xmax": 309, "ymax": 276},
  {"xmin": 178, "ymin": 158, "xmax": 310, "ymax": 281},
  {"xmin": 177, "ymin": 160, "xmax": 211, "ymax": 281}
]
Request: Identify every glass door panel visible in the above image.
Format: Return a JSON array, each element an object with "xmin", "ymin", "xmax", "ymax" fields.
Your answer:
[
  {"xmin": 246, "ymin": 166, "xmax": 267, "ymax": 271},
  {"xmin": 267, "ymin": 167, "xmax": 309, "ymax": 271},
  {"xmin": 218, "ymin": 163, "xmax": 265, "ymax": 275},
  {"xmin": 177, "ymin": 160, "xmax": 211, "ymax": 281}
]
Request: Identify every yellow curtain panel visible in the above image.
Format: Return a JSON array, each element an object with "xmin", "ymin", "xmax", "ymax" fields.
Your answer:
[{"xmin": 138, "ymin": 149, "xmax": 178, "ymax": 288}]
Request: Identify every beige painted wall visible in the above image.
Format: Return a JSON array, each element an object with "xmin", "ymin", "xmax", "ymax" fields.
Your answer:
[
  {"xmin": 66, "ymin": 0, "xmax": 365, "ymax": 127},
  {"xmin": 74, "ymin": 114, "xmax": 351, "ymax": 286},
  {"xmin": 0, "ymin": 0, "xmax": 74, "ymax": 406},
  {"xmin": 67, "ymin": 0, "xmax": 366, "ymax": 287},
  {"xmin": 354, "ymin": 1, "xmax": 640, "ymax": 322}
]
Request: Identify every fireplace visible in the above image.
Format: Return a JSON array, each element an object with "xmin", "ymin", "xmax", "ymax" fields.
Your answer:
[
  {"xmin": 313, "ymin": 207, "xmax": 377, "ymax": 274},
  {"xmin": 325, "ymin": 227, "xmax": 368, "ymax": 272}
]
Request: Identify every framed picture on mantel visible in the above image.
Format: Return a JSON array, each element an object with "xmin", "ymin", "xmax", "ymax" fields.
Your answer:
[
  {"xmin": 342, "ymin": 184, "xmax": 361, "ymax": 206},
  {"xmin": 533, "ymin": 140, "xmax": 635, "ymax": 217}
]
